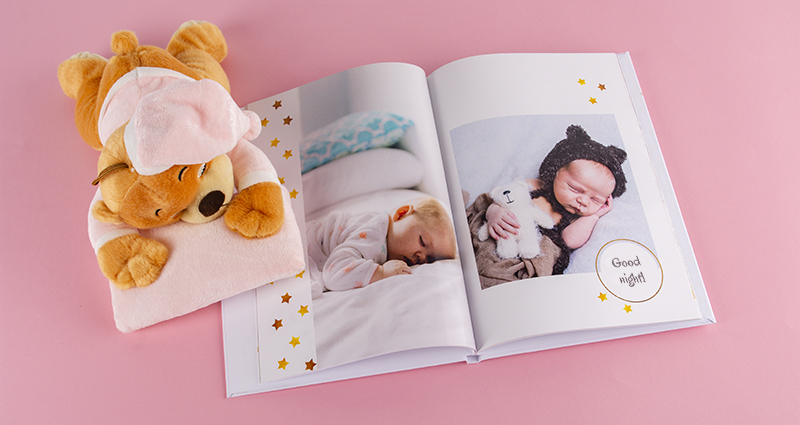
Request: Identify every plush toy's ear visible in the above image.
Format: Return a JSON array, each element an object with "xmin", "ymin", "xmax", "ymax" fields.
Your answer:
[
  {"xmin": 92, "ymin": 201, "xmax": 124, "ymax": 224},
  {"xmin": 58, "ymin": 52, "xmax": 109, "ymax": 150},
  {"xmin": 57, "ymin": 52, "xmax": 108, "ymax": 100}
]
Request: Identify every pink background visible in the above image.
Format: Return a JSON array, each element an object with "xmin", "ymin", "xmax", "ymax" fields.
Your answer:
[{"xmin": 2, "ymin": 0, "xmax": 797, "ymax": 423}]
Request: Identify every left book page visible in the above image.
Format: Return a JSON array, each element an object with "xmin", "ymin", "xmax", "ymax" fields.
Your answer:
[{"xmin": 222, "ymin": 63, "xmax": 476, "ymax": 396}]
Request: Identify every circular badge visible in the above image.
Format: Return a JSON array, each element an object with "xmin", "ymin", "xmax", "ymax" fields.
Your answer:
[{"xmin": 595, "ymin": 239, "xmax": 663, "ymax": 303}]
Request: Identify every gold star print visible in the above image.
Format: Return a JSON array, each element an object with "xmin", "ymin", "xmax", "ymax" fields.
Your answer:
[
  {"xmin": 268, "ymin": 281, "xmax": 274, "ymax": 285},
  {"xmin": 289, "ymin": 189, "xmax": 299, "ymax": 199},
  {"xmin": 283, "ymin": 150, "xmax": 293, "ymax": 160},
  {"xmin": 281, "ymin": 292, "xmax": 292, "ymax": 304},
  {"xmin": 272, "ymin": 319, "xmax": 283, "ymax": 330},
  {"xmin": 598, "ymin": 83, "xmax": 606, "ymax": 91},
  {"xmin": 261, "ymin": 118, "xmax": 269, "ymax": 127},
  {"xmin": 270, "ymin": 138, "xmax": 280, "ymax": 147},
  {"xmin": 623, "ymin": 304, "xmax": 633, "ymax": 313},
  {"xmin": 295, "ymin": 271, "xmax": 305, "ymax": 279},
  {"xmin": 283, "ymin": 116, "xmax": 293, "ymax": 125},
  {"xmin": 289, "ymin": 336, "xmax": 301, "ymax": 348},
  {"xmin": 589, "ymin": 97, "xmax": 597, "ymax": 104},
  {"xmin": 277, "ymin": 358, "xmax": 289, "ymax": 370},
  {"xmin": 359, "ymin": 232, "xmax": 367, "ymax": 239},
  {"xmin": 278, "ymin": 176, "xmax": 286, "ymax": 184},
  {"xmin": 273, "ymin": 100, "xmax": 282, "ymax": 109},
  {"xmin": 598, "ymin": 292, "xmax": 608, "ymax": 302},
  {"xmin": 298, "ymin": 305, "xmax": 309, "ymax": 316},
  {"xmin": 578, "ymin": 79, "xmax": 586, "ymax": 85},
  {"xmin": 305, "ymin": 359, "xmax": 317, "ymax": 371}
]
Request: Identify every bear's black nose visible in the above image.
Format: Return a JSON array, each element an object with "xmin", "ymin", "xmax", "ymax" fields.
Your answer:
[
  {"xmin": 199, "ymin": 190, "xmax": 226, "ymax": 217},
  {"xmin": 503, "ymin": 190, "xmax": 510, "ymax": 196}
]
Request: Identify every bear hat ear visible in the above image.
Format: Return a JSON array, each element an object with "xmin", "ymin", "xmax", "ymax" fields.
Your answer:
[{"xmin": 92, "ymin": 200, "xmax": 124, "ymax": 224}]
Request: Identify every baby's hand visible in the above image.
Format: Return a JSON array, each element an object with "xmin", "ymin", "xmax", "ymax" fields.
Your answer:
[
  {"xmin": 594, "ymin": 195, "xmax": 614, "ymax": 218},
  {"xmin": 371, "ymin": 260, "xmax": 412, "ymax": 283},
  {"xmin": 486, "ymin": 203, "xmax": 519, "ymax": 240},
  {"xmin": 382, "ymin": 260, "xmax": 412, "ymax": 277}
]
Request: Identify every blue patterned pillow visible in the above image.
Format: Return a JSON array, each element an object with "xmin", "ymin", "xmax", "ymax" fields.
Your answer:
[{"xmin": 300, "ymin": 111, "xmax": 414, "ymax": 173}]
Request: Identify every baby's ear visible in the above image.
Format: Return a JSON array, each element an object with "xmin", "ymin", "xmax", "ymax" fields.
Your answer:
[
  {"xmin": 392, "ymin": 204, "xmax": 414, "ymax": 221},
  {"xmin": 92, "ymin": 201, "xmax": 124, "ymax": 224}
]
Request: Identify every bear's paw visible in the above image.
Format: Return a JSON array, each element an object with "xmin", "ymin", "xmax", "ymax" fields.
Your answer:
[
  {"xmin": 224, "ymin": 182, "xmax": 285, "ymax": 238},
  {"xmin": 97, "ymin": 234, "xmax": 169, "ymax": 290}
]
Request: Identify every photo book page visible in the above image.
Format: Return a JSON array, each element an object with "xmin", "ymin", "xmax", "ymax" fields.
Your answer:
[
  {"xmin": 223, "ymin": 62, "xmax": 476, "ymax": 396},
  {"xmin": 429, "ymin": 53, "xmax": 712, "ymax": 359}
]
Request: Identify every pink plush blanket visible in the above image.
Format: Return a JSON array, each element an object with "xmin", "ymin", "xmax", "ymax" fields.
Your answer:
[{"xmin": 106, "ymin": 186, "xmax": 304, "ymax": 332}]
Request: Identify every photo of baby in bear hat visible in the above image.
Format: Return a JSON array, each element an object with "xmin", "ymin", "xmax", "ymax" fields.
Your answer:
[{"xmin": 451, "ymin": 115, "xmax": 654, "ymax": 289}]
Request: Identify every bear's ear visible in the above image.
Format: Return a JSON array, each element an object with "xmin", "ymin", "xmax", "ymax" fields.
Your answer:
[
  {"xmin": 92, "ymin": 201, "xmax": 124, "ymax": 224},
  {"xmin": 57, "ymin": 52, "xmax": 108, "ymax": 99}
]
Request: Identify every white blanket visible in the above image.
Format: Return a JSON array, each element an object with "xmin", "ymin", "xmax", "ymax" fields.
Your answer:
[{"xmin": 312, "ymin": 258, "xmax": 473, "ymax": 369}]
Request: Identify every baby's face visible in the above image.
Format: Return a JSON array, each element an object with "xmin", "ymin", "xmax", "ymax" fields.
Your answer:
[
  {"xmin": 553, "ymin": 159, "xmax": 616, "ymax": 216},
  {"xmin": 387, "ymin": 211, "xmax": 455, "ymax": 267}
]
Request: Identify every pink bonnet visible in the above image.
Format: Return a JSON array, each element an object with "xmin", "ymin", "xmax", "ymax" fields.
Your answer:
[{"xmin": 124, "ymin": 79, "xmax": 261, "ymax": 175}]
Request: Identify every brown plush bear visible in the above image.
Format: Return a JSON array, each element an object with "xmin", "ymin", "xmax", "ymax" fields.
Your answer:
[{"xmin": 58, "ymin": 21, "xmax": 284, "ymax": 290}]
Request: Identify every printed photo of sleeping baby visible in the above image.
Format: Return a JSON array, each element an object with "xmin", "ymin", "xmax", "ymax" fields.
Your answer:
[
  {"xmin": 296, "ymin": 110, "xmax": 459, "ymax": 297},
  {"xmin": 452, "ymin": 115, "xmax": 655, "ymax": 289},
  {"xmin": 296, "ymin": 104, "xmax": 467, "ymax": 370},
  {"xmin": 306, "ymin": 194, "xmax": 457, "ymax": 298}
]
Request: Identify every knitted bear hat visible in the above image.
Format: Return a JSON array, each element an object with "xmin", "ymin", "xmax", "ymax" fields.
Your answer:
[{"xmin": 538, "ymin": 125, "xmax": 628, "ymax": 198}]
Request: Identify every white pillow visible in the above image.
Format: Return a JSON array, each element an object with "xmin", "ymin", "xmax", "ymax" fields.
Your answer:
[
  {"xmin": 306, "ymin": 189, "xmax": 428, "ymax": 223},
  {"xmin": 302, "ymin": 148, "xmax": 424, "ymax": 215}
]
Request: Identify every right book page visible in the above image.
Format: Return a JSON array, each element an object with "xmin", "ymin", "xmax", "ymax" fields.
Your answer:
[{"xmin": 428, "ymin": 53, "xmax": 709, "ymax": 356}]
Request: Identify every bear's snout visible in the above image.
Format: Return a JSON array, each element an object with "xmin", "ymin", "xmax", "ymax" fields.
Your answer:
[{"xmin": 199, "ymin": 190, "xmax": 226, "ymax": 217}]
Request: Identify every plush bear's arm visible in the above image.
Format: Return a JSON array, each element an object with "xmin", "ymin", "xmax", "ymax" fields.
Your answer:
[
  {"xmin": 88, "ymin": 189, "xmax": 168, "ymax": 289},
  {"xmin": 224, "ymin": 139, "xmax": 285, "ymax": 238},
  {"xmin": 227, "ymin": 138, "xmax": 280, "ymax": 189}
]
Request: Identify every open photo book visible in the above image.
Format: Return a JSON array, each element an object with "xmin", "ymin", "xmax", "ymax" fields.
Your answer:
[{"xmin": 221, "ymin": 53, "xmax": 715, "ymax": 396}]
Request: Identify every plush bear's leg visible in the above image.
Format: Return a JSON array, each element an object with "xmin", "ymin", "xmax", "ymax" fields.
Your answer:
[
  {"xmin": 495, "ymin": 237, "xmax": 518, "ymax": 259},
  {"xmin": 167, "ymin": 21, "xmax": 230, "ymax": 92},
  {"xmin": 517, "ymin": 232, "xmax": 543, "ymax": 259},
  {"xmin": 57, "ymin": 53, "xmax": 108, "ymax": 150},
  {"xmin": 97, "ymin": 234, "xmax": 169, "ymax": 290}
]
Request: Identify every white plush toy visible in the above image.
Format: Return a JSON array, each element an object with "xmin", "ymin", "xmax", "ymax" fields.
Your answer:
[{"xmin": 477, "ymin": 180, "xmax": 556, "ymax": 259}]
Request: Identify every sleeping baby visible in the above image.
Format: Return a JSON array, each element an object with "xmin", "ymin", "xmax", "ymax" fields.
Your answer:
[
  {"xmin": 307, "ymin": 195, "xmax": 457, "ymax": 298},
  {"xmin": 479, "ymin": 125, "xmax": 628, "ymax": 278}
]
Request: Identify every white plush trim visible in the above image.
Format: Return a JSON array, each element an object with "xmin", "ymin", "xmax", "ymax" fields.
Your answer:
[{"xmin": 238, "ymin": 170, "xmax": 280, "ymax": 191}]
